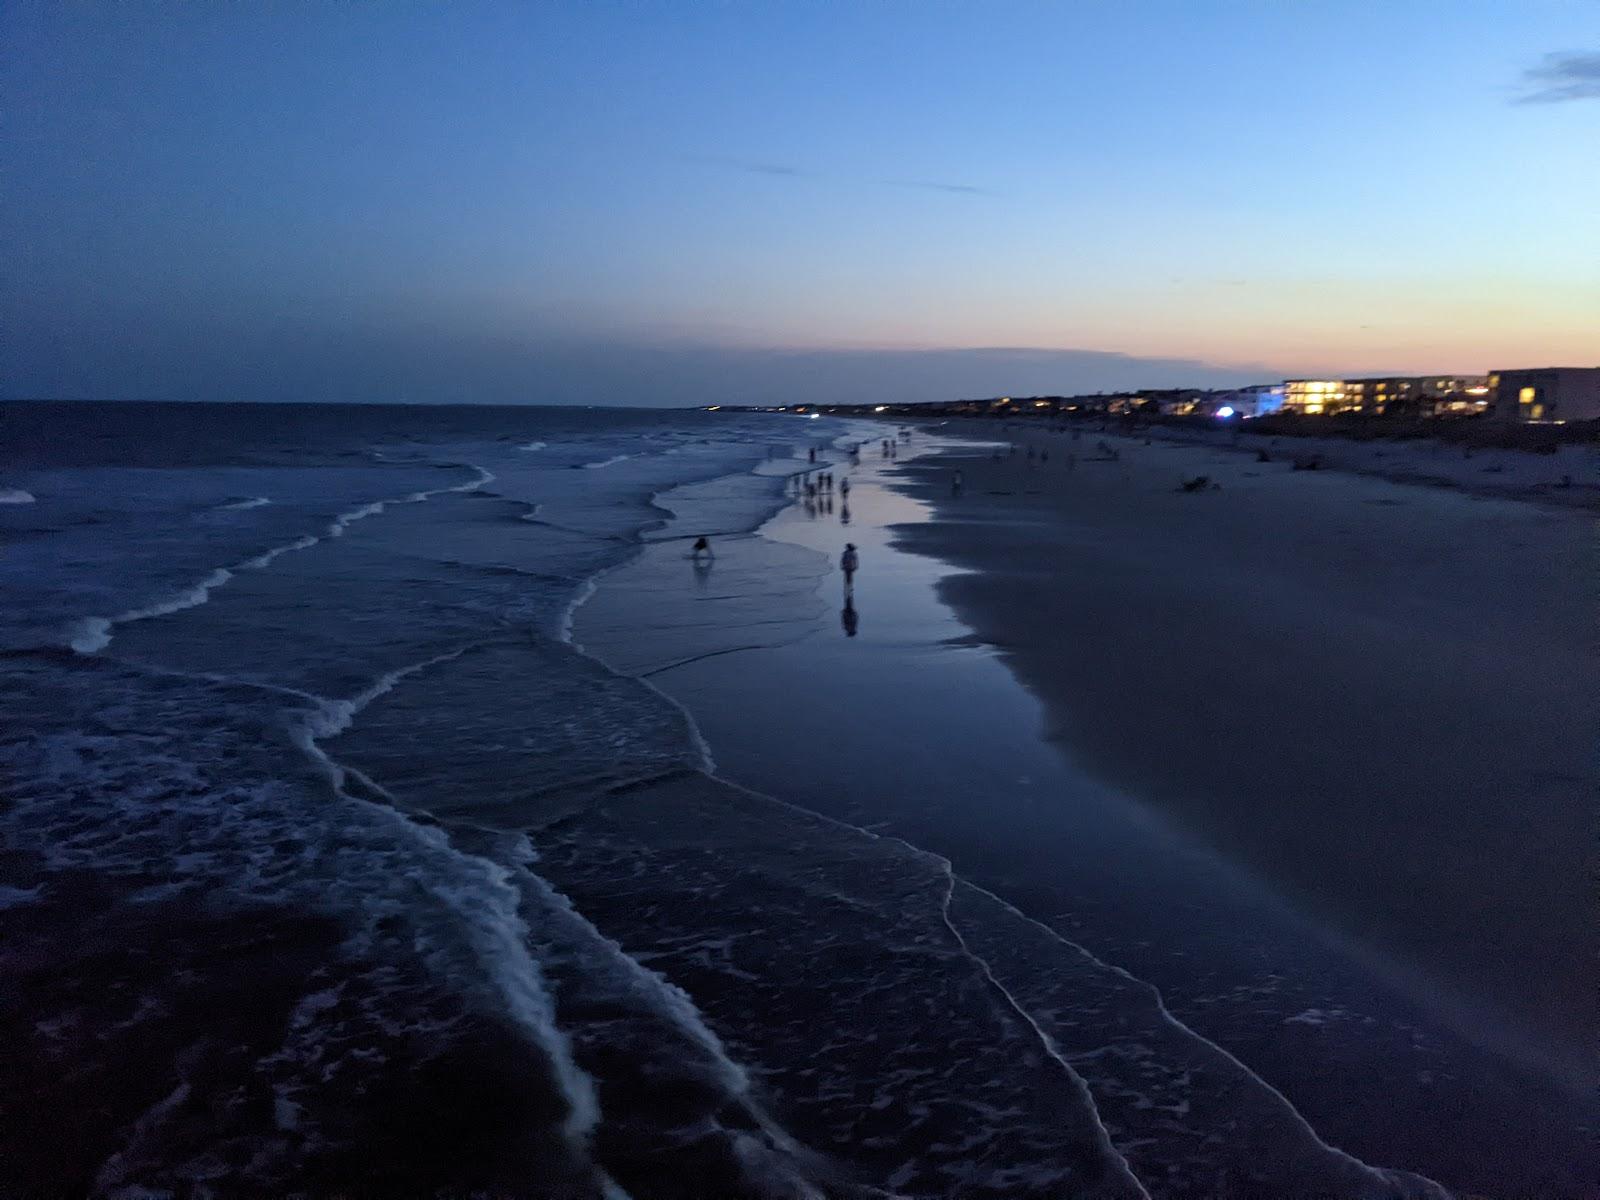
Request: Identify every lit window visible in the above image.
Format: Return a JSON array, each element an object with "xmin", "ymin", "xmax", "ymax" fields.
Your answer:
[{"xmin": 1519, "ymin": 387, "xmax": 1536, "ymax": 405}]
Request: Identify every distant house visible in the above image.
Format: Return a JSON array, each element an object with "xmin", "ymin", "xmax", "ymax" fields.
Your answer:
[{"xmin": 1489, "ymin": 367, "xmax": 1600, "ymax": 423}]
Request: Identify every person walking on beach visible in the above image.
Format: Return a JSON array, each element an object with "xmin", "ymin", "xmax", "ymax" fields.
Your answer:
[
  {"xmin": 808, "ymin": 447, "xmax": 817, "ymax": 463},
  {"xmin": 691, "ymin": 536, "xmax": 714, "ymax": 560},
  {"xmin": 840, "ymin": 477, "xmax": 850, "ymax": 497},
  {"xmin": 840, "ymin": 543, "xmax": 859, "ymax": 593}
]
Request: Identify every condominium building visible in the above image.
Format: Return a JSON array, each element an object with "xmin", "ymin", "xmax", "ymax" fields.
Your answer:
[
  {"xmin": 1489, "ymin": 367, "xmax": 1600, "ymax": 423},
  {"xmin": 1283, "ymin": 375, "xmax": 1488, "ymax": 416}
]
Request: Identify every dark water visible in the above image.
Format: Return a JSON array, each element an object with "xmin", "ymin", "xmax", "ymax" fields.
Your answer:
[{"xmin": 1, "ymin": 401, "xmax": 1462, "ymax": 1197}]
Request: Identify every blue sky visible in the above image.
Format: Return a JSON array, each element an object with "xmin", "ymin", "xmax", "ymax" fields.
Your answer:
[{"xmin": 4, "ymin": 2, "xmax": 1597, "ymax": 404}]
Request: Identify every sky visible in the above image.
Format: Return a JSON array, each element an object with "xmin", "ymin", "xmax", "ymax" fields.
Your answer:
[{"xmin": 3, "ymin": 1, "xmax": 1597, "ymax": 406}]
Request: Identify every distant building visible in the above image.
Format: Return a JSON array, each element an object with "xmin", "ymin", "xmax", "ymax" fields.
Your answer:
[
  {"xmin": 1282, "ymin": 375, "xmax": 1487, "ymax": 416},
  {"xmin": 1202, "ymin": 383, "xmax": 1283, "ymax": 417},
  {"xmin": 1283, "ymin": 379, "xmax": 1357, "ymax": 415},
  {"xmin": 1489, "ymin": 367, "xmax": 1600, "ymax": 423}
]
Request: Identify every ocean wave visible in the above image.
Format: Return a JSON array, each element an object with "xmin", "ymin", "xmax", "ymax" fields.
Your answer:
[
  {"xmin": 65, "ymin": 463, "xmax": 495, "ymax": 655},
  {"xmin": 66, "ymin": 563, "xmax": 235, "ymax": 652},
  {"xmin": 4, "ymin": 411, "xmax": 906, "ymax": 1193},
  {"xmin": 519, "ymin": 441, "xmax": 547, "ymax": 451},
  {"xmin": 216, "ymin": 496, "xmax": 271, "ymax": 510},
  {"xmin": 0, "ymin": 487, "xmax": 37, "ymax": 504},
  {"xmin": 2, "ymin": 658, "xmax": 610, "ymax": 1190},
  {"xmin": 579, "ymin": 454, "xmax": 633, "ymax": 470},
  {"xmin": 238, "ymin": 534, "xmax": 320, "ymax": 570}
]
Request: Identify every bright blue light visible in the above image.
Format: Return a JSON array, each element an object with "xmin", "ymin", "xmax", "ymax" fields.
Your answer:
[{"xmin": 1216, "ymin": 406, "xmax": 1235, "ymax": 419}]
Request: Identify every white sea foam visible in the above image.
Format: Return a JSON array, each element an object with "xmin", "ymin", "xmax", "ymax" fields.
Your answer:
[
  {"xmin": 68, "ymin": 617, "xmax": 114, "ymax": 653},
  {"xmin": 0, "ymin": 488, "xmax": 37, "ymax": 504},
  {"xmin": 519, "ymin": 441, "xmax": 547, "ymax": 451},
  {"xmin": 67, "ymin": 568, "xmax": 234, "ymax": 654},
  {"xmin": 928, "ymin": 861, "xmax": 1152, "ymax": 1198},
  {"xmin": 325, "ymin": 500, "xmax": 386, "ymax": 536},
  {"xmin": 286, "ymin": 653, "xmax": 604, "ymax": 1146},
  {"xmin": 217, "ymin": 496, "xmax": 271, "ymax": 511},
  {"xmin": 580, "ymin": 454, "xmax": 632, "ymax": 470},
  {"xmin": 500, "ymin": 832, "xmax": 840, "ymax": 1192},
  {"xmin": 239, "ymin": 535, "xmax": 320, "ymax": 570}
]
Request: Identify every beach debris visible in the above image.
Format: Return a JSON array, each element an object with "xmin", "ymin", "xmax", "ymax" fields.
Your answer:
[
  {"xmin": 1178, "ymin": 475, "xmax": 1220, "ymax": 493},
  {"xmin": 1291, "ymin": 455, "xmax": 1322, "ymax": 471}
]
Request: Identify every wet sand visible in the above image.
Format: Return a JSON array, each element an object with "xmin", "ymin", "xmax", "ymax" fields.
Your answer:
[
  {"xmin": 891, "ymin": 427, "xmax": 1596, "ymax": 1094},
  {"xmin": 576, "ymin": 434, "xmax": 1597, "ymax": 1196}
]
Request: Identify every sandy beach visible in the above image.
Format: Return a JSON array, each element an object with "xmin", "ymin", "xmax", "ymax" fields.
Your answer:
[
  {"xmin": 1093, "ymin": 420, "xmax": 1600, "ymax": 511},
  {"xmin": 575, "ymin": 427, "xmax": 1597, "ymax": 1197},
  {"xmin": 888, "ymin": 426, "xmax": 1596, "ymax": 1095}
]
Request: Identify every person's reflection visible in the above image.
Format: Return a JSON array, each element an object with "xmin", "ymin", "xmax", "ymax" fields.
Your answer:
[
  {"xmin": 841, "ymin": 594, "xmax": 859, "ymax": 637},
  {"xmin": 692, "ymin": 557, "xmax": 714, "ymax": 587},
  {"xmin": 840, "ymin": 501, "xmax": 851, "ymax": 525}
]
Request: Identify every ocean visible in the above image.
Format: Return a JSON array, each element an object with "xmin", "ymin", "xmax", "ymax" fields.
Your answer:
[{"xmin": 0, "ymin": 400, "xmax": 1471, "ymax": 1197}]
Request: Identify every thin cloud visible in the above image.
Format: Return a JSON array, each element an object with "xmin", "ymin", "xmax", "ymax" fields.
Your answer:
[
  {"xmin": 886, "ymin": 178, "xmax": 996, "ymax": 196},
  {"xmin": 1513, "ymin": 50, "xmax": 1600, "ymax": 104},
  {"xmin": 688, "ymin": 155, "xmax": 808, "ymax": 177}
]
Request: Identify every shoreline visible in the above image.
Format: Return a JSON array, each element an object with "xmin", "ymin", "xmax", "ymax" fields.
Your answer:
[{"xmin": 573, "ymin": 429, "xmax": 1596, "ymax": 1196}]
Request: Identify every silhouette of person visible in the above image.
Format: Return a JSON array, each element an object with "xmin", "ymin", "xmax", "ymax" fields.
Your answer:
[
  {"xmin": 841, "ymin": 595, "xmax": 859, "ymax": 637},
  {"xmin": 840, "ymin": 543, "xmax": 859, "ymax": 593},
  {"xmin": 840, "ymin": 477, "xmax": 850, "ymax": 497},
  {"xmin": 840, "ymin": 502, "xmax": 851, "ymax": 524},
  {"xmin": 690, "ymin": 536, "xmax": 713, "ymax": 560}
]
